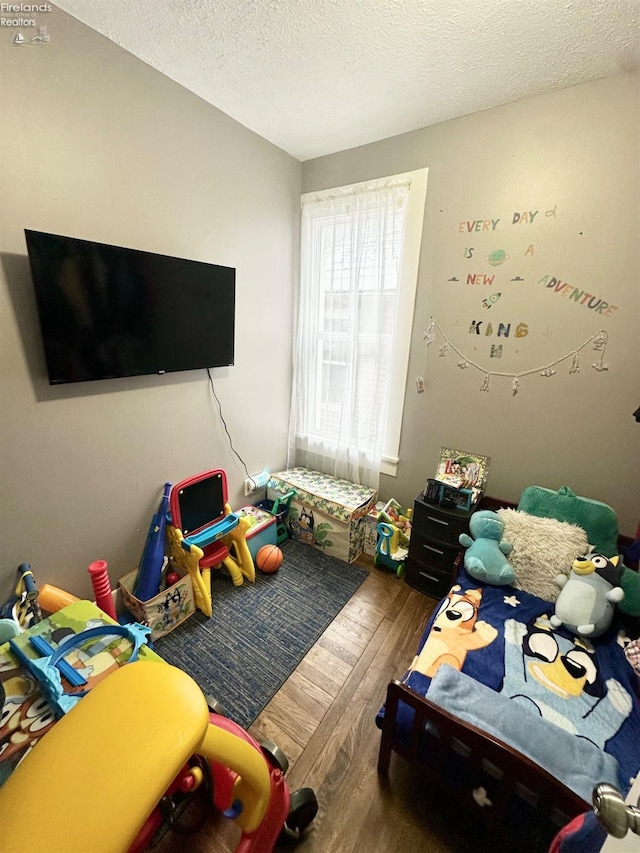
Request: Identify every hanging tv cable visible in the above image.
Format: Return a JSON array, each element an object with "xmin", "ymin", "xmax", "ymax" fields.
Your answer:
[{"xmin": 207, "ymin": 368, "xmax": 256, "ymax": 490}]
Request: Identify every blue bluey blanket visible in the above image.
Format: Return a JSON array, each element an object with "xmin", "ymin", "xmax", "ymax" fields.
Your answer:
[
  {"xmin": 377, "ymin": 569, "xmax": 640, "ymax": 798},
  {"xmin": 428, "ymin": 665, "xmax": 620, "ymax": 803}
]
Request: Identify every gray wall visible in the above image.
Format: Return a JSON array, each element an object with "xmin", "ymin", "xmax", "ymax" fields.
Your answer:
[
  {"xmin": 303, "ymin": 73, "xmax": 640, "ymax": 535},
  {"xmin": 0, "ymin": 9, "xmax": 301, "ymax": 600}
]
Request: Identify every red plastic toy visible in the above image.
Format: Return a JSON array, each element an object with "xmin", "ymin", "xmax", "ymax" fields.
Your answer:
[
  {"xmin": 87, "ymin": 559, "xmax": 117, "ymax": 620},
  {"xmin": 132, "ymin": 708, "xmax": 317, "ymax": 852}
]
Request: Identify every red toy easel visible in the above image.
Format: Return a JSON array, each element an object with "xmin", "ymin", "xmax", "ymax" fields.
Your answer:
[{"xmin": 166, "ymin": 470, "xmax": 255, "ymax": 616}]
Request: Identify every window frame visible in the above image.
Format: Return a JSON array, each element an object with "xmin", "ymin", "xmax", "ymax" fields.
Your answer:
[
  {"xmin": 299, "ymin": 168, "xmax": 428, "ymax": 477},
  {"xmin": 379, "ymin": 168, "xmax": 428, "ymax": 476}
]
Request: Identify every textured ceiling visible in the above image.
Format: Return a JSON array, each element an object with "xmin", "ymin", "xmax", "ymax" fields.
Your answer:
[{"xmin": 54, "ymin": 0, "xmax": 640, "ymax": 161}]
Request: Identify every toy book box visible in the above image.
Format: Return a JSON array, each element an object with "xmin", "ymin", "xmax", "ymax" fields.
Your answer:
[
  {"xmin": 118, "ymin": 561, "xmax": 195, "ymax": 640},
  {"xmin": 235, "ymin": 505, "xmax": 278, "ymax": 561},
  {"xmin": 267, "ymin": 468, "xmax": 378, "ymax": 563}
]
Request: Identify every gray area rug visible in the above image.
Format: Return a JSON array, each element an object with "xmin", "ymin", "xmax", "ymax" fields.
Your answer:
[{"xmin": 154, "ymin": 539, "xmax": 367, "ymax": 729}]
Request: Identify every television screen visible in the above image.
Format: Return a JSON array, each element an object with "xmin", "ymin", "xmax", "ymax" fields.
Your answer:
[{"xmin": 24, "ymin": 229, "xmax": 235, "ymax": 384}]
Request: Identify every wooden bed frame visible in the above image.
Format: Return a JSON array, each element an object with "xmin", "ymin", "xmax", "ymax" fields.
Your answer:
[
  {"xmin": 377, "ymin": 496, "xmax": 637, "ymax": 851},
  {"xmin": 377, "ymin": 679, "xmax": 588, "ymax": 850}
]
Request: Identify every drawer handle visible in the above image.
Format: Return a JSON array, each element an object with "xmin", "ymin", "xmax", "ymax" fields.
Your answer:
[
  {"xmin": 418, "ymin": 571, "xmax": 440, "ymax": 582},
  {"xmin": 426, "ymin": 515, "xmax": 449, "ymax": 526},
  {"xmin": 423, "ymin": 544, "xmax": 445, "ymax": 555}
]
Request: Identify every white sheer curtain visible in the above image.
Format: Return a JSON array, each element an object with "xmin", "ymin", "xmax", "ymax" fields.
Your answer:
[{"xmin": 288, "ymin": 179, "xmax": 410, "ymax": 490}]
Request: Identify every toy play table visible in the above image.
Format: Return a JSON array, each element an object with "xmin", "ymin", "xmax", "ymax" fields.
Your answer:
[{"xmin": 0, "ymin": 600, "xmax": 161, "ymax": 788}]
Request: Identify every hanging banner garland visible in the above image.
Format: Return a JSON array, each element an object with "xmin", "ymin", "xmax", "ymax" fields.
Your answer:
[{"xmin": 423, "ymin": 318, "xmax": 609, "ymax": 395}]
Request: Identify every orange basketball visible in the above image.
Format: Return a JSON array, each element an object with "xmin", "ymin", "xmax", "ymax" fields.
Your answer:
[{"xmin": 256, "ymin": 544, "xmax": 283, "ymax": 573}]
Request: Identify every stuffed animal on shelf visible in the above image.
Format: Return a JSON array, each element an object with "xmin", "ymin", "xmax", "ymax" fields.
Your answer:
[
  {"xmin": 550, "ymin": 552, "xmax": 625, "ymax": 638},
  {"xmin": 459, "ymin": 510, "xmax": 515, "ymax": 585}
]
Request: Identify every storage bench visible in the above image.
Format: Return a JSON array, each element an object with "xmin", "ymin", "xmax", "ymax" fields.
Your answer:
[{"xmin": 267, "ymin": 468, "xmax": 378, "ymax": 563}]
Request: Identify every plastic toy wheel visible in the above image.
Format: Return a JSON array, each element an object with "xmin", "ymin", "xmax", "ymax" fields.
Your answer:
[
  {"xmin": 373, "ymin": 553, "xmax": 379, "ymax": 567},
  {"xmin": 259, "ymin": 738, "xmax": 289, "ymax": 773},
  {"xmin": 396, "ymin": 563, "xmax": 405, "ymax": 579},
  {"xmin": 205, "ymin": 695, "xmax": 225, "ymax": 716},
  {"xmin": 159, "ymin": 756, "xmax": 213, "ymax": 838},
  {"xmin": 280, "ymin": 787, "xmax": 319, "ymax": 843}
]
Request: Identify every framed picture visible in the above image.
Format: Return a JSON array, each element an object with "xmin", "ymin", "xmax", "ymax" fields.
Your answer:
[{"xmin": 432, "ymin": 447, "xmax": 490, "ymax": 507}]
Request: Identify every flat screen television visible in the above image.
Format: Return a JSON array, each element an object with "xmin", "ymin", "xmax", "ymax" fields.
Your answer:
[{"xmin": 24, "ymin": 229, "xmax": 235, "ymax": 385}]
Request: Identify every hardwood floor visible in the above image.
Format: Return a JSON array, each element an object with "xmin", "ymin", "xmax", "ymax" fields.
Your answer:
[{"xmin": 156, "ymin": 556, "xmax": 491, "ymax": 853}]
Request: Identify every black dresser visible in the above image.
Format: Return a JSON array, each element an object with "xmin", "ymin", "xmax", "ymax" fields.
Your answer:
[{"xmin": 404, "ymin": 493, "xmax": 474, "ymax": 599}]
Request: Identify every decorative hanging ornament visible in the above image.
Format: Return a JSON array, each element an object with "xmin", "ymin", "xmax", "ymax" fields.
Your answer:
[
  {"xmin": 423, "ymin": 320, "xmax": 435, "ymax": 347},
  {"xmin": 423, "ymin": 318, "xmax": 609, "ymax": 394},
  {"xmin": 593, "ymin": 331, "xmax": 608, "ymax": 351},
  {"xmin": 592, "ymin": 330, "xmax": 608, "ymax": 371}
]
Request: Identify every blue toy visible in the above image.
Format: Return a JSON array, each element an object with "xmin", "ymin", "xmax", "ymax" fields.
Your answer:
[
  {"xmin": 0, "ymin": 564, "xmax": 43, "ymax": 627},
  {"xmin": 374, "ymin": 521, "xmax": 407, "ymax": 578},
  {"xmin": 9, "ymin": 623, "xmax": 151, "ymax": 717},
  {"xmin": 458, "ymin": 510, "xmax": 515, "ymax": 585},
  {"xmin": 134, "ymin": 483, "xmax": 172, "ymax": 601},
  {"xmin": 550, "ymin": 552, "xmax": 625, "ymax": 638}
]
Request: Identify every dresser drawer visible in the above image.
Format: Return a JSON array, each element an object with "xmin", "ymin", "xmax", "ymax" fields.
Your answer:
[
  {"xmin": 407, "ymin": 530, "xmax": 459, "ymax": 575},
  {"xmin": 404, "ymin": 492, "xmax": 471, "ymax": 599},
  {"xmin": 404, "ymin": 558, "xmax": 454, "ymax": 599},
  {"xmin": 412, "ymin": 499, "xmax": 472, "ymax": 546}
]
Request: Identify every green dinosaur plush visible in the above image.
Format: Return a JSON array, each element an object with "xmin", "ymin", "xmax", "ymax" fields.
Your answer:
[{"xmin": 459, "ymin": 510, "xmax": 515, "ymax": 585}]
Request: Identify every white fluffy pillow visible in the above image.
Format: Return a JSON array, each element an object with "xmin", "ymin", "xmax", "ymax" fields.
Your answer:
[{"xmin": 497, "ymin": 508, "xmax": 590, "ymax": 602}]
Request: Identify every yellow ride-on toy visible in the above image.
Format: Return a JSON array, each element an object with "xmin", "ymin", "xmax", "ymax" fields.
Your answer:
[{"xmin": 0, "ymin": 661, "xmax": 318, "ymax": 852}]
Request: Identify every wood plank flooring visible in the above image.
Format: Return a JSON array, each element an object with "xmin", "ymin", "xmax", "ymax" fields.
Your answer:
[{"xmin": 156, "ymin": 556, "xmax": 494, "ymax": 853}]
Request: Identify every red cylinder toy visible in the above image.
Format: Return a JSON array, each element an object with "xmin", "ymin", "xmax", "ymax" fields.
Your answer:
[{"xmin": 88, "ymin": 560, "xmax": 117, "ymax": 620}]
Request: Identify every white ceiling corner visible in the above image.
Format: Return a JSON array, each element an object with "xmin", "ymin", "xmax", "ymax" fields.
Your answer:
[{"xmin": 53, "ymin": 0, "xmax": 640, "ymax": 161}]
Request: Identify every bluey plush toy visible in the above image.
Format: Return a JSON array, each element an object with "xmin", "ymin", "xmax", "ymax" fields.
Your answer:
[
  {"xmin": 459, "ymin": 510, "xmax": 515, "ymax": 585},
  {"xmin": 550, "ymin": 552, "xmax": 625, "ymax": 638}
]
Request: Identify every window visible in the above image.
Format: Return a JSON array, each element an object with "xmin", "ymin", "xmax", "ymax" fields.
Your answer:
[{"xmin": 289, "ymin": 169, "xmax": 428, "ymax": 489}]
